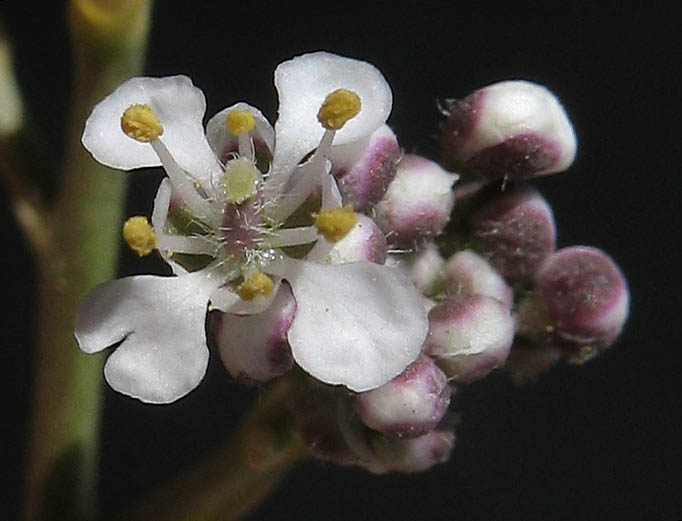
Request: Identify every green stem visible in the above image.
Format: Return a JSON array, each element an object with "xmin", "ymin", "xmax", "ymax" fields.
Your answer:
[
  {"xmin": 121, "ymin": 377, "xmax": 308, "ymax": 521},
  {"xmin": 22, "ymin": 2, "xmax": 152, "ymax": 520}
]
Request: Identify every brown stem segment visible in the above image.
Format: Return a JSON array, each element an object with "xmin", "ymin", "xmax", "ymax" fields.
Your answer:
[
  {"xmin": 121, "ymin": 378, "xmax": 308, "ymax": 521},
  {"xmin": 22, "ymin": 2, "xmax": 152, "ymax": 520}
]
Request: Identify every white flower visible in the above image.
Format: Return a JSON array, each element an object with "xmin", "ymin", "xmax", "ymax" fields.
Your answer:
[{"xmin": 76, "ymin": 52, "xmax": 428, "ymax": 403}]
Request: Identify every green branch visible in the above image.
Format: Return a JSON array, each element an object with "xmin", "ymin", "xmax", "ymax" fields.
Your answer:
[
  {"xmin": 121, "ymin": 377, "xmax": 308, "ymax": 521},
  {"xmin": 21, "ymin": 2, "xmax": 153, "ymax": 520}
]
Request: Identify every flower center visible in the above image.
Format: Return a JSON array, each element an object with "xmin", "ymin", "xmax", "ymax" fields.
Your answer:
[{"xmin": 223, "ymin": 157, "xmax": 260, "ymax": 204}]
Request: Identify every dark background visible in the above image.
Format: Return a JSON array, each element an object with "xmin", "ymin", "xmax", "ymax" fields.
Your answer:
[{"xmin": 2, "ymin": 2, "xmax": 680, "ymax": 520}]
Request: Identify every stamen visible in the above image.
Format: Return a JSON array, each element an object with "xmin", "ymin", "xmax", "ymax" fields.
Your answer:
[
  {"xmin": 317, "ymin": 89, "xmax": 361, "ymax": 130},
  {"xmin": 122, "ymin": 216, "xmax": 157, "ymax": 256},
  {"xmin": 226, "ymin": 110, "xmax": 256, "ymax": 161},
  {"xmin": 264, "ymin": 90, "xmax": 360, "ymax": 224},
  {"xmin": 224, "ymin": 157, "xmax": 260, "ymax": 204},
  {"xmin": 226, "ymin": 110, "xmax": 255, "ymax": 135},
  {"xmin": 156, "ymin": 235, "xmax": 216, "ymax": 255},
  {"xmin": 121, "ymin": 104, "xmax": 163, "ymax": 142},
  {"xmin": 314, "ymin": 204, "xmax": 357, "ymax": 242},
  {"xmin": 261, "ymin": 226, "xmax": 320, "ymax": 248},
  {"xmin": 150, "ymin": 140, "xmax": 214, "ymax": 221},
  {"xmin": 238, "ymin": 272, "xmax": 274, "ymax": 301}
]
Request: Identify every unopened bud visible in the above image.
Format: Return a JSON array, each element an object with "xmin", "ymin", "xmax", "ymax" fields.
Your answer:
[
  {"xmin": 356, "ymin": 354, "xmax": 451, "ymax": 438},
  {"xmin": 330, "ymin": 125, "xmax": 400, "ymax": 211},
  {"xmin": 425, "ymin": 295, "xmax": 515, "ymax": 383},
  {"xmin": 215, "ymin": 283, "xmax": 295, "ymax": 384},
  {"xmin": 441, "ymin": 249, "xmax": 513, "ymax": 309},
  {"xmin": 442, "ymin": 81, "xmax": 577, "ymax": 179},
  {"xmin": 375, "ymin": 154, "xmax": 456, "ymax": 247},
  {"xmin": 471, "ymin": 184, "xmax": 556, "ymax": 282},
  {"xmin": 536, "ymin": 246, "xmax": 629, "ymax": 346}
]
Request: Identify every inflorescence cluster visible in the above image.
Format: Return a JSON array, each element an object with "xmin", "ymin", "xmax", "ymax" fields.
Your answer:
[{"xmin": 75, "ymin": 52, "xmax": 629, "ymax": 473}]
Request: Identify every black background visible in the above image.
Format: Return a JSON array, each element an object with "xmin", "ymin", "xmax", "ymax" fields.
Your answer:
[{"xmin": 1, "ymin": 2, "xmax": 680, "ymax": 520}]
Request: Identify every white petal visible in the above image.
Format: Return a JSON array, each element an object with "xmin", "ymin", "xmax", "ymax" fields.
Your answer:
[
  {"xmin": 206, "ymin": 102, "xmax": 274, "ymax": 163},
  {"xmin": 82, "ymin": 76, "xmax": 222, "ymax": 187},
  {"xmin": 269, "ymin": 52, "xmax": 392, "ymax": 184},
  {"xmin": 284, "ymin": 260, "xmax": 428, "ymax": 391},
  {"xmin": 75, "ymin": 271, "xmax": 220, "ymax": 403}
]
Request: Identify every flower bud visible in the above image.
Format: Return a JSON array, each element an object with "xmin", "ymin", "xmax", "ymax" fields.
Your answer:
[
  {"xmin": 330, "ymin": 125, "xmax": 400, "ymax": 211},
  {"xmin": 386, "ymin": 242, "xmax": 445, "ymax": 295},
  {"xmin": 536, "ymin": 246, "xmax": 629, "ymax": 346},
  {"xmin": 375, "ymin": 154, "xmax": 456, "ymax": 247},
  {"xmin": 442, "ymin": 81, "xmax": 577, "ymax": 179},
  {"xmin": 356, "ymin": 354, "xmax": 451, "ymax": 438},
  {"xmin": 325, "ymin": 213, "xmax": 388, "ymax": 265},
  {"xmin": 215, "ymin": 283, "xmax": 295, "ymax": 384},
  {"xmin": 441, "ymin": 249, "xmax": 513, "ymax": 309},
  {"xmin": 370, "ymin": 429, "xmax": 455, "ymax": 473},
  {"xmin": 471, "ymin": 185, "xmax": 556, "ymax": 282},
  {"xmin": 425, "ymin": 295, "xmax": 515, "ymax": 383}
]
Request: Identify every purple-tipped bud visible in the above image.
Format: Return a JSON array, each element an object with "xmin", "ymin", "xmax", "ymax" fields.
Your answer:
[
  {"xmin": 356, "ymin": 354, "xmax": 451, "ymax": 438},
  {"xmin": 386, "ymin": 242, "xmax": 445, "ymax": 295},
  {"xmin": 331, "ymin": 125, "xmax": 400, "ymax": 212},
  {"xmin": 325, "ymin": 214, "xmax": 388, "ymax": 265},
  {"xmin": 370, "ymin": 429, "xmax": 455, "ymax": 473},
  {"xmin": 441, "ymin": 249, "xmax": 513, "ymax": 309},
  {"xmin": 442, "ymin": 81, "xmax": 577, "ymax": 179},
  {"xmin": 375, "ymin": 154, "xmax": 456, "ymax": 247},
  {"xmin": 471, "ymin": 185, "xmax": 556, "ymax": 282},
  {"xmin": 536, "ymin": 246, "xmax": 629, "ymax": 346},
  {"xmin": 425, "ymin": 295, "xmax": 515, "ymax": 382},
  {"xmin": 216, "ymin": 283, "xmax": 296, "ymax": 384}
]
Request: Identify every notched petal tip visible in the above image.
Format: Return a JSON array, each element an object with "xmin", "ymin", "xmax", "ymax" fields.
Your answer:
[{"xmin": 75, "ymin": 272, "xmax": 219, "ymax": 403}]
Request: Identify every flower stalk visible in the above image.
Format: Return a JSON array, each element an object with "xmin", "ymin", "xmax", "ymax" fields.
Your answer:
[
  {"xmin": 120, "ymin": 376, "xmax": 308, "ymax": 521},
  {"xmin": 20, "ymin": 1, "xmax": 152, "ymax": 520}
]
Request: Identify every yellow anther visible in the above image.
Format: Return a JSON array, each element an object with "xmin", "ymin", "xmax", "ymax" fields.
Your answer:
[
  {"xmin": 238, "ymin": 272, "xmax": 274, "ymax": 301},
  {"xmin": 121, "ymin": 104, "xmax": 163, "ymax": 142},
  {"xmin": 317, "ymin": 89, "xmax": 361, "ymax": 130},
  {"xmin": 122, "ymin": 216, "xmax": 157, "ymax": 256},
  {"xmin": 314, "ymin": 204, "xmax": 357, "ymax": 242},
  {"xmin": 224, "ymin": 157, "xmax": 260, "ymax": 204},
  {"xmin": 226, "ymin": 110, "xmax": 255, "ymax": 136}
]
